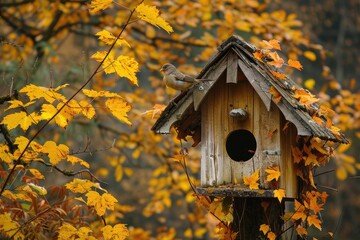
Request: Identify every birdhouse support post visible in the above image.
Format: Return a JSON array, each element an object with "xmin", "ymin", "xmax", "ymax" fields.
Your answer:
[{"xmin": 231, "ymin": 198, "xmax": 284, "ymax": 240}]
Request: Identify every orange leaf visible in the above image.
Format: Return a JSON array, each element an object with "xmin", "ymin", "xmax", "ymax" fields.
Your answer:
[
  {"xmin": 253, "ymin": 50, "xmax": 264, "ymax": 62},
  {"xmin": 270, "ymin": 70, "xmax": 286, "ymax": 80},
  {"xmin": 269, "ymin": 86, "xmax": 282, "ymax": 103},
  {"xmin": 268, "ymin": 52, "xmax": 284, "ymax": 68},
  {"xmin": 288, "ymin": 59, "xmax": 303, "ymax": 70},
  {"xmin": 267, "ymin": 231, "xmax": 276, "ymax": 240},
  {"xmin": 295, "ymin": 226, "xmax": 308, "ymax": 236},
  {"xmin": 259, "ymin": 224, "xmax": 270, "ymax": 235},
  {"xmin": 292, "ymin": 200, "xmax": 307, "ymax": 221},
  {"xmin": 307, "ymin": 214, "xmax": 322, "ymax": 231}
]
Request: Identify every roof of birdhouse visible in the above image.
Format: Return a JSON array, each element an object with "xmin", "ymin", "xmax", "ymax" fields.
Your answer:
[{"xmin": 152, "ymin": 35, "xmax": 348, "ymax": 144}]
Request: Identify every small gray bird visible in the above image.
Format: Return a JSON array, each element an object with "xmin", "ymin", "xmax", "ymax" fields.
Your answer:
[{"xmin": 160, "ymin": 63, "xmax": 212, "ymax": 91}]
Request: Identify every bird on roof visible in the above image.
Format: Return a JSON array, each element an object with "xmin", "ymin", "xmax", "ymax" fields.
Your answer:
[{"xmin": 160, "ymin": 63, "xmax": 212, "ymax": 91}]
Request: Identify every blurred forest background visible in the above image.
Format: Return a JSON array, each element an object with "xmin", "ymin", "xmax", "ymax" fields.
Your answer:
[{"xmin": 0, "ymin": 0, "xmax": 359, "ymax": 239}]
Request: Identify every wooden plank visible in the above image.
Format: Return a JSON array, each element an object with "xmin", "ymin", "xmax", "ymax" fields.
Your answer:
[
  {"xmin": 193, "ymin": 56, "xmax": 227, "ymax": 111},
  {"xmin": 280, "ymin": 116, "xmax": 297, "ymax": 198},
  {"xmin": 253, "ymin": 97, "xmax": 281, "ymax": 189},
  {"xmin": 226, "ymin": 51, "xmax": 238, "ymax": 83}
]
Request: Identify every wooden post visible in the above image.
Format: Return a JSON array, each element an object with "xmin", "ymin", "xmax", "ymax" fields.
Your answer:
[{"xmin": 231, "ymin": 198, "xmax": 284, "ymax": 240}]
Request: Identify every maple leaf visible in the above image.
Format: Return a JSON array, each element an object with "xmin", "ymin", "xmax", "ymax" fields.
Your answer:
[
  {"xmin": 268, "ymin": 51, "xmax": 284, "ymax": 68},
  {"xmin": 41, "ymin": 141, "xmax": 69, "ymax": 165},
  {"xmin": 292, "ymin": 200, "xmax": 307, "ymax": 221},
  {"xmin": 269, "ymin": 86, "xmax": 282, "ymax": 103},
  {"xmin": 105, "ymin": 98, "xmax": 132, "ymax": 125},
  {"xmin": 243, "ymin": 169, "xmax": 260, "ymax": 189},
  {"xmin": 102, "ymin": 224, "xmax": 129, "ymax": 240},
  {"xmin": 65, "ymin": 178, "xmax": 98, "ymax": 193},
  {"xmin": 270, "ymin": 70, "xmax": 286, "ymax": 80},
  {"xmin": 1, "ymin": 111, "xmax": 39, "ymax": 131},
  {"xmin": 135, "ymin": 3, "xmax": 174, "ymax": 34},
  {"xmin": 274, "ymin": 189, "xmax": 285, "ymax": 202},
  {"xmin": 265, "ymin": 166, "xmax": 281, "ymax": 182},
  {"xmin": 88, "ymin": 0, "xmax": 112, "ymax": 13},
  {"xmin": 291, "ymin": 146, "xmax": 303, "ymax": 164},
  {"xmin": 253, "ymin": 50, "xmax": 265, "ymax": 62},
  {"xmin": 259, "ymin": 224, "xmax": 270, "ymax": 235},
  {"xmin": 293, "ymin": 88, "xmax": 319, "ymax": 108},
  {"xmin": 96, "ymin": 30, "xmax": 130, "ymax": 47},
  {"xmin": 304, "ymin": 152, "xmax": 319, "ymax": 166},
  {"xmin": 86, "ymin": 191, "xmax": 118, "ymax": 216},
  {"xmin": 295, "ymin": 226, "xmax": 308, "ymax": 236},
  {"xmin": 261, "ymin": 39, "xmax": 281, "ymax": 50},
  {"xmin": 288, "ymin": 59, "xmax": 303, "ymax": 70},
  {"xmin": 307, "ymin": 214, "xmax": 322, "ymax": 230}
]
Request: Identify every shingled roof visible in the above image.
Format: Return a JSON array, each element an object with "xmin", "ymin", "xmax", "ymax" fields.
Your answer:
[{"xmin": 152, "ymin": 35, "xmax": 348, "ymax": 144}]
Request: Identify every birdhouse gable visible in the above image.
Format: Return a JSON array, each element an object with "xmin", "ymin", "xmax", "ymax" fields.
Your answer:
[{"xmin": 152, "ymin": 35, "xmax": 348, "ymax": 145}]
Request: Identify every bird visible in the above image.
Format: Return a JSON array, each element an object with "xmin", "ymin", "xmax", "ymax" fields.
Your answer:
[{"xmin": 160, "ymin": 63, "xmax": 212, "ymax": 91}]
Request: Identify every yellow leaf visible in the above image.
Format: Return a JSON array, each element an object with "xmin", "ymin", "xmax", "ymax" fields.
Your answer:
[
  {"xmin": 135, "ymin": 3, "xmax": 174, "ymax": 33},
  {"xmin": 0, "ymin": 213, "xmax": 24, "ymax": 239},
  {"xmin": 265, "ymin": 166, "xmax": 281, "ymax": 182},
  {"xmin": 105, "ymin": 98, "xmax": 132, "ymax": 125},
  {"xmin": 19, "ymin": 84, "xmax": 67, "ymax": 103},
  {"xmin": 115, "ymin": 165, "xmax": 123, "ymax": 182},
  {"xmin": 0, "ymin": 144, "xmax": 14, "ymax": 163},
  {"xmin": 270, "ymin": 70, "xmax": 287, "ymax": 80},
  {"xmin": 304, "ymin": 78, "xmax": 316, "ymax": 91},
  {"xmin": 82, "ymin": 89, "xmax": 120, "ymax": 98},
  {"xmin": 1, "ymin": 111, "xmax": 39, "ymax": 131},
  {"xmin": 114, "ymin": 55, "xmax": 139, "ymax": 85},
  {"xmin": 41, "ymin": 141, "xmax": 69, "ymax": 165},
  {"xmin": 274, "ymin": 189, "xmax": 285, "ymax": 202},
  {"xmin": 243, "ymin": 169, "xmax": 260, "ymax": 189},
  {"xmin": 58, "ymin": 223, "xmax": 77, "ymax": 239},
  {"xmin": 292, "ymin": 200, "xmax": 307, "ymax": 221},
  {"xmin": 41, "ymin": 103, "xmax": 76, "ymax": 128},
  {"xmin": 65, "ymin": 178, "xmax": 97, "ymax": 193},
  {"xmin": 336, "ymin": 166, "xmax": 347, "ymax": 180},
  {"xmin": 5, "ymin": 99, "xmax": 35, "ymax": 111},
  {"xmin": 288, "ymin": 59, "xmax": 303, "ymax": 70},
  {"xmin": 88, "ymin": 0, "xmax": 112, "ymax": 13},
  {"xmin": 194, "ymin": 228, "xmax": 207, "ymax": 238},
  {"xmin": 67, "ymin": 155, "xmax": 90, "ymax": 168},
  {"xmin": 29, "ymin": 169, "xmax": 45, "ymax": 179},
  {"xmin": 102, "ymin": 224, "xmax": 129, "ymax": 240},
  {"xmin": 307, "ymin": 214, "xmax": 322, "ymax": 230},
  {"xmin": 86, "ymin": 191, "xmax": 118, "ymax": 216},
  {"xmin": 259, "ymin": 224, "xmax": 270, "ymax": 234},
  {"xmin": 96, "ymin": 30, "xmax": 130, "ymax": 47},
  {"xmin": 304, "ymin": 51, "xmax": 317, "ymax": 61}
]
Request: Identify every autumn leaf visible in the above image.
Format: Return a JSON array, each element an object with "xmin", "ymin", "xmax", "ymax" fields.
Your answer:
[
  {"xmin": 293, "ymin": 88, "xmax": 319, "ymax": 108},
  {"xmin": 0, "ymin": 213, "xmax": 24, "ymax": 239},
  {"xmin": 65, "ymin": 178, "xmax": 98, "ymax": 194},
  {"xmin": 269, "ymin": 86, "xmax": 282, "ymax": 103},
  {"xmin": 243, "ymin": 169, "xmax": 260, "ymax": 189},
  {"xmin": 29, "ymin": 169, "xmax": 45, "ymax": 179},
  {"xmin": 292, "ymin": 200, "xmax": 307, "ymax": 221},
  {"xmin": 253, "ymin": 50, "xmax": 265, "ymax": 62},
  {"xmin": 304, "ymin": 51, "xmax": 317, "ymax": 61},
  {"xmin": 28, "ymin": 183, "xmax": 47, "ymax": 195},
  {"xmin": 0, "ymin": 144, "xmax": 14, "ymax": 163},
  {"xmin": 86, "ymin": 191, "xmax": 118, "ymax": 216},
  {"xmin": 259, "ymin": 224, "xmax": 270, "ymax": 235},
  {"xmin": 143, "ymin": 104, "xmax": 166, "ymax": 119},
  {"xmin": 102, "ymin": 224, "xmax": 129, "ymax": 240},
  {"xmin": 88, "ymin": 0, "xmax": 112, "ymax": 13},
  {"xmin": 307, "ymin": 214, "xmax": 322, "ymax": 230},
  {"xmin": 267, "ymin": 231, "xmax": 276, "ymax": 240},
  {"xmin": 261, "ymin": 39, "xmax": 281, "ymax": 50},
  {"xmin": 96, "ymin": 30, "xmax": 130, "ymax": 47},
  {"xmin": 58, "ymin": 223, "xmax": 77, "ymax": 239},
  {"xmin": 304, "ymin": 78, "xmax": 316, "ymax": 90},
  {"xmin": 267, "ymin": 51, "xmax": 284, "ymax": 68},
  {"xmin": 135, "ymin": 3, "xmax": 173, "ymax": 34},
  {"xmin": 105, "ymin": 98, "xmax": 132, "ymax": 125},
  {"xmin": 288, "ymin": 59, "xmax": 303, "ymax": 70},
  {"xmin": 1, "ymin": 111, "xmax": 39, "ymax": 131},
  {"xmin": 79, "ymin": 100, "xmax": 96, "ymax": 119},
  {"xmin": 4, "ymin": 99, "xmax": 35, "ymax": 111},
  {"xmin": 67, "ymin": 155, "xmax": 90, "ymax": 168},
  {"xmin": 265, "ymin": 166, "xmax": 281, "ymax": 182},
  {"xmin": 296, "ymin": 226, "xmax": 308, "ymax": 237},
  {"xmin": 19, "ymin": 84, "xmax": 67, "ymax": 103},
  {"xmin": 41, "ymin": 141, "xmax": 69, "ymax": 165},
  {"xmin": 270, "ymin": 70, "xmax": 286, "ymax": 80},
  {"xmin": 274, "ymin": 189, "xmax": 285, "ymax": 202},
  {"xmin": 82, "ymin": 89, "xmax": 120, "ymax": 98}
]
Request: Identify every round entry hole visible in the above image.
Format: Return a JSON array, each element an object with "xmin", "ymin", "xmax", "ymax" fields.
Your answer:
[{"xmin": 226, "ymin": 129, "xmax": 256, "ymax": 162}]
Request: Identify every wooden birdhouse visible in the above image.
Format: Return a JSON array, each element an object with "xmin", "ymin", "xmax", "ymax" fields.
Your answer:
[{"xmin": 152, "ymin": 35, "xmax": 348, "ymax": 199}]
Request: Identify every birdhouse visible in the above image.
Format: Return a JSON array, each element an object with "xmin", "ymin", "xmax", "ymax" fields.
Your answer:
[{"xmin": 152, "ymin": 35, "xmax": 348, "ymax": 199}]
